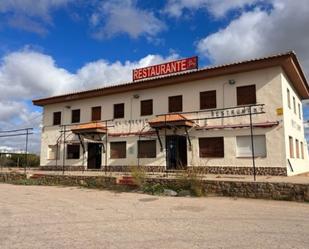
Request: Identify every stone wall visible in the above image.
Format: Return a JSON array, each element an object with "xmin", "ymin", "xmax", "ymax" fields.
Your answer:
[
  {"xmin": 0, "ymin": 172, "xmax": 307, "ymax": 202},
  {"xmin": 39, "ymin": 165, "xmax": 287, "ymax": 176}
]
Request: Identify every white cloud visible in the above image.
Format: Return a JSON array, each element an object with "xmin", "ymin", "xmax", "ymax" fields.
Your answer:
[
  {"xmin": 196, "ymin": 0, "xmax": 309, "ymax": 79},
  {"xmin": 90, "ymin": 0, "xmax": 166, "ymax": 39},
  {"xmin": 0, "ymin": 48, "xmax": 178, "ymax": 152},
  {"xmin": 164, "ymin": 0, "xmax": 261, "ymax": 18},
  {"xmin": 0, "ymin": 0, "xmax": 72, "ymax": 34}
]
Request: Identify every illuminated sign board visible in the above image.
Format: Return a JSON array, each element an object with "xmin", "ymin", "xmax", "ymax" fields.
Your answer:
[{"xmin": 133, "ymin": 56, "xmax": 198, "ymax": 81}]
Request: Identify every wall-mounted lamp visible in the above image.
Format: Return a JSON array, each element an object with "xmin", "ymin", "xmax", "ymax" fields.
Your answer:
[
  {"xmin": 133, "ymin": 94, "xmax": 140, "ymax": 99},
  {"xmin": 228, "ymin": 79, "xmax": 236, "ymax": 85}
]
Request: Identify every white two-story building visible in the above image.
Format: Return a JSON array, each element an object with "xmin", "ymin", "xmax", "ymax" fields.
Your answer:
[{"xmin": 33, "ymin": 52, "xmax": 309, "ymax": 176}]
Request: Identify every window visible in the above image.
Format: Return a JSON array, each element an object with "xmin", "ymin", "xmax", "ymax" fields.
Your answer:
[
  {"xmin": 110, "ymin": 142, "xmax": 126, "ymax": 158},
  {"xmin": 67, "ymin": 144, "xmax": 80, "ymax": 159},
  {"xmin": 91, "ymin": 106, "xmax": 101, "ymax": 121},
  {"xmin": 138, "ymin": 140, "xmax": 156, "ymax": 158},
  {"xmin": 236, "ymin": 85, "xmax": 256, "ymax": 106},
  {"xmin": 53, "ymin": 112, "xmax": 61, "ymax": 125},
  {"xmin": 298, "ymin": 103, "xmax": 302, "ymax": 119},
  {"xmin": 168, "ymin": 95, "xmax": 182, "ymax": 113},
  {"xmin": 289, "ymin": 136, "xmax": 294, "ymax": 158},
  {"xmin": 114, "ymin": 103, "xmax": 124, "ymax": 119},
  {"xmin": 293, "ymin": 97, "xmax": 296, "ymax": 114},
  {"xmin": 71, "ymin": 109, "xmax": 80, "ymax": 123},
  {"xmin": 236, "ymin": 135, "xmax": 266, "ymax": 157},
  {"xmin": 287, "ymin": 88, "xmax": 291, "ymax": 108},
  {"xmin": 300, "ymin": 142, "xmax": 304, "ymax": 159},
  {"xmin": 48, "ymin": 145, "xmax": 59, "ymax": 160},
  {"xmin": 199, "ymin": 137, "xmax": 224, "ymax": 158},
  {"xmin": 295, "ymin": 139, "xmax": 299, "ymax": 158},
  {"xmin": 200, "ymin": 90, "xmax": 216, "ymax": 109},
  {"xmin": 140, "ymin": 99, "xmax": 153, "ymax": 116}
]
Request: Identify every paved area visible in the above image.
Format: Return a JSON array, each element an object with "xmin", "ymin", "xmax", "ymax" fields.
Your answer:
[
  {"xmin": 0, "ymin": 184, "xmax": 308, "ymax": 249},
  {"xmin": 2, "ymin": 167, "xmax": 309, "ymax": 184}
]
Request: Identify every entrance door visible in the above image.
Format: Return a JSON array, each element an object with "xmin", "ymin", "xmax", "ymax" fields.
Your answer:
[
  {"xmin": 87, "ymin": 143, "xmax": 102, "ymax": 169},
  {"xmin": 166, "ymin": 135, "xmax": 187, "ymax": 170}
]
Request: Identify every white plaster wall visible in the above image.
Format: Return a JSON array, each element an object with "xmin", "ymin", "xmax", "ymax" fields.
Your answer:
[
  {"xmin": 281, "ymin": 72, "xmax": 309, "ymax": 175},
  {"xmin": 40, "ymin": 66, "xmax": 292, "ymax": 170}
]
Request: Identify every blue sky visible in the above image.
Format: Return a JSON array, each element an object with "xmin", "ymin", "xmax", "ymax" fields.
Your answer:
[{"xmin": 0, "ymin": 0, "xmax": 309, "ymax": 152}]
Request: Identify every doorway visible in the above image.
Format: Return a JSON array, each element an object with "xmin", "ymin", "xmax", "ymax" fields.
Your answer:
[
  {"xmin": 166, "ymin": 135, "xmax": 187, "ymax": 170},
  {"xmin": 87, "ymin": 143, "xmax": 102, "ymax": 169}
]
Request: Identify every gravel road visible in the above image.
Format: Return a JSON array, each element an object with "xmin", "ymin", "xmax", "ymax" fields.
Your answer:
[{"xmin": 0, "ymin": 184, "xmax": 308, "ymax": 249}]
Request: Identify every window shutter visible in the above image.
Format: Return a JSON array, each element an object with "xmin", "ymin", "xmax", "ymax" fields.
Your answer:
[
  {"xmin": 141, "ymin": 99, "xmax": 153, "ymax": 116},
  {"xmin": 71, "ymin": 109, "xmax": 80, "ymax": 123},
  {"xmin": 67, "ymin": 144, "xmax": 80, "ymax": 159},
  {"xmin": 114, "ymin": 103, "xmax": 125, "ymax": 119},
  {"xmin": 199, "ymin": 137, "xmax": 224, "ymax": 158},
  {"xmin": 138, "ymin": 140, "xmax": 156, "ymax": 158},
  {"xmin": 168, "ymin": 95, "xmax": 182, "ymax": 113},
  {"xmin": 200, "ymin": 90, "xmax": 216, "ymax": 109},
  {"xmin": 236, "ymin": 135, "xmax": 266, "ymax": 157},
  {"xmin": 91, "ymin": 106, "xmax": 101, "ymax": 121},
  {"xmin": 110, "ymin": 142, "xmax": 126, "ymax": 158},
  {"xmin": 53, "ymin": 112, "xmax": 61, "ymax": 125},
  {"xmin": 237, "ymin": 85, "xmax": 256, "ymax": 105}
]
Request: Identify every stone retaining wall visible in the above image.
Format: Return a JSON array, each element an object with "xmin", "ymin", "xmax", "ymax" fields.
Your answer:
[{"xmin": 0, "ymin": 173, "xmax": 307, "ymax": 202}]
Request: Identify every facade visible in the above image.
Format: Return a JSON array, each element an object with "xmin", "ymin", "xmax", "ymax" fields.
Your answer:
[{"xmin": 33, "ymin": 52, "xmax": 309, "ymax": 176}]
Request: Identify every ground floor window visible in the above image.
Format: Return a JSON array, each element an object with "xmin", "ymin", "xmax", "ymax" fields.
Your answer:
[
  {"xmin": 67, "ymin": 144, "xmax": 80, "ymax": 159},
  {"xmin": 138, "ymin": 140, "xmax": 156, "ymax": 158},
  {"xmin": 300, "ymin": 141, "xmax": 304, "ymax": 159},
  {"xmin": 199, "ymin": 137, "xmax": 224, "ymax": 158},
  {"xmin": 236, "ymin": 135, "xmax": 266, "ymax": 157},
  {"xmin": 289, "ymin": 136, "xmax": 294, "ymax": 158},
  {"xmin": 110, "ymin": 142, "xmax": 126, "ymax": 158},
  {"xmin": 295, "ymin": 139, "xmax": 300, "ymax": 158},
  {"xmin": 48, "ymin": 145, "xmax": 59, "ymax": 160}
]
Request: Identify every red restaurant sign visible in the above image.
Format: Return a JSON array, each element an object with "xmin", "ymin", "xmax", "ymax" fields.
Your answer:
[{"xmin": 133, "ymin": 56, "xmax": 198, "ymax": 81}]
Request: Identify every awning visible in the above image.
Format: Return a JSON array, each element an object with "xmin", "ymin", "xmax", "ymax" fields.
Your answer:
[
  {"xmin": 71, "ymin": 122, "xmax": 107, "ymax": 134},
  {"xmin": 148, "ymin": 114, "xmax": 194, "ymax": 128}
]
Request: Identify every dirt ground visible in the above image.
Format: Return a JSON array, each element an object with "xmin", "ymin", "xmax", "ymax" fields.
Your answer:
[{"xmin": 0, "ymin": 184, "xmax": 308, "ymax": 249}]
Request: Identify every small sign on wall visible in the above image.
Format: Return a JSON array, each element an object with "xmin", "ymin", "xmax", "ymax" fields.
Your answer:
[{"xmin": 276, "ymin": 108, "xmax": 283, "ymax": 116}]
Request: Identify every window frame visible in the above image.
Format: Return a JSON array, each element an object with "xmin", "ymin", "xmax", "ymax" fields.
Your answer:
[
  {"xmin": 114, "ymin": 103, "xmax": 125, "ymax": 119},
  {"xmin": 140, "ymin": 99, "xmax": 153, "ymax": 116},
  {"xmin": 53, "ymin": 111, "xmax": 61, "ymax": 125},
  {"xmin": 200, "ymin": 90, "xmax": 217, "ymax": 110},
  {"xmin": 168, "ymin": 95, "xmax": 183, "ymax": 113},
  {"xmin": 67, "ymin": 144, "xmax": 80, "ymax": 160},
  {"xmin": 91, "ymin": 106, "xmax": 101, "ymax": 121},
  {"xmin": 236, "ymin": 85, "xmax": 256, "ymax": 106},
  {"xmin": 236, "ymin": 135, "xmax": 267, "ymax": 158},
  {"xmin": 71, "ymin": 109, "xmax": 80, "ymax": 123},
  {"xmin": 138, "ymin": 140, "xmax": 156, "ymax": 158},
  {"xmin": 199, "ymin": 137, "xmax": 224, "ymax": 158},
  {"xmin": 110, "ymin": 141, "xmax": 126, "ymax": 159}
]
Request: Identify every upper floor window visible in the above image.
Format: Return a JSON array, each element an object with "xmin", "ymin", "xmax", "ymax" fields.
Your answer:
[
  {"xmin": 298, "ymin": 103, "xmax": 302, "ymax": 119},
  {"xmin": 168, "ymin": 95, "xmax": 182, "ymax": 113},
  {"xmin": 295, "ymin": 139, "xmax": 300, "ymax": 158},
  {"xmin": 236, "ymin": 85, "xmax": 256, "ymax": 106},
  {"xmin": 114, "ymin": 103, "xmax": 125, "ymax": 119},
  {"xmin": 138, "ymin": 140, "xmax": 156, "ymax": 158},
  {"xmin": 140, "ymin": 99, "xmax": 153, "ymax": 116},
  {"xmin": 289, "ymin": 136, "xmax": 294, "ymax": 158},
  {"xmin": 293, "ymin": 97, "xmax": 296, "ymax": 114},
  {"xmin": 199, "ymin": 137, "xmax": 224, "ymax": 158},
  {"xmin": 53, "ymin": 111, "xmax": 61, "ymax": 125},
  {"xmin": 287, "ymin": 88, "xmax": 291, "ymax": 108},
  {"xmin": 91, "ymin": 106, "xmax": 101, "ymax": 121},
  {"xmin": 200, "ymin": 90, "xmax": 216, "ymax": 109},
  {"xmin": 71, "ymin": 109, "xmax": 80, "ymax": 123},
  {"xmin": 110, "ymin": 141, "xmax": 126, "ymax": 158}
]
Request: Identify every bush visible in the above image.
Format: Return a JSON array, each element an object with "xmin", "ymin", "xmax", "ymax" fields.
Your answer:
[{"xmin": 130, "ymin": 166, "xmax": 146, "ymax": 187}]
